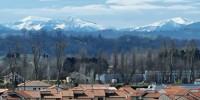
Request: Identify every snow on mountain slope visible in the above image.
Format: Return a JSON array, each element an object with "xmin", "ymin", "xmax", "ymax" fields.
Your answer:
[
  {"xmin": 6, "ymin": 16, "xmax": 107, "ymax": 31},
  {"xmin": 65, "ymin": 16, "xmax": 106, "ymax": 31},
  {"xmin": 132, "ymin": 17, "xmax": 193, "ymax": 32}
]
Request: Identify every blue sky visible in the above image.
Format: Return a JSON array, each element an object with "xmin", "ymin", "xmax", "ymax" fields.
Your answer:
[{"xmin": 0, "ymin": 0, "xmax": 200, "ymax": 28}]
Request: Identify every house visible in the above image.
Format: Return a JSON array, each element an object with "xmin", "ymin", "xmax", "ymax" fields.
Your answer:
[
  {"xmin": 2, "ymin": 90, "xmax": 41, "ymax": 100},
  {"xmin": 4, "ymin": 73, "xmax": 24, "ymax": 84},
  {"xmin": 119, "ymin": 86, "xmax": 135, "ymax": 94},
  {"xmin": 68, "ymin": 71, "xmax": 93, "ymax": 84},
  {"xmin": 174, "ymin": 88, "xmax": 191, "ymax": 99},
  {"xmin": 96, "ymin": 74, "xmax": 144, "ymax": 83},
  {"xmin": 107, "ymin": 90, "xmax": 129, "ymax": 100},
  {"xmin": 130, "ymin": 90, "xmax": 147, "ymax": 100},
  {"xmin": 143, "ymin": 92, "xmax": 171, "ymax": 100},
  {"xmin": 61, "ymin": 90, "xmax": 74, "ymax": 99},
  {"xmin": 18, "ymin": 81, "xmax": 51, "ymax": 91}
]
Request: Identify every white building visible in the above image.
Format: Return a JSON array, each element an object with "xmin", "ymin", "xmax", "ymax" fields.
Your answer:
[{"xmin": 18, "ymin": 81, "xmax": 51, "ymax": 91}]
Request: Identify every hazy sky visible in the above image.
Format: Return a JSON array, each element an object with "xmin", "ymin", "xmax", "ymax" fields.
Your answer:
[{"xmin": 0, "ymin": 0, "xmax": 200, "ymax": 28}]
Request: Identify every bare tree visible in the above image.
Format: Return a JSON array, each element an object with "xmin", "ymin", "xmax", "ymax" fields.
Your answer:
[
  {"xmin": 185, "ymin": 40, "xmax": 196, "ymax": 83},
  {"xmin": 31, "ymin": 41, "xmax": 42, "ymax": 80},
  {"xmin": 112, "ymin": 48, "xmax": 118, "ymax": 74},
  {"xmin": 168, "ymin": 40, "xmax": 177, "ymax": 83},
  {"xmin": 127, "ymin": 48, "xmax": 137, "ymax": 84},
  {"xmin": 158, "ymin": 41, "xmax": 168, "ymax": 83},
  {"xmin": 55, "ymin": 41, "xmax": 66, "ymax": 86},
  {"xmin": 6, "ymin": 42, "xmax": 20, "ymax": 89}
]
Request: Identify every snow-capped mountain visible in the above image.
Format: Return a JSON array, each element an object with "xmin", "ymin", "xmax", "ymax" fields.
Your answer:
[
  {"xmin": 5, "ymin": 16, "xmax": 107, "ymax": 31},
  {"xmin": 131, "ymin": 17, "xmax": 193, "ymax": 32}
]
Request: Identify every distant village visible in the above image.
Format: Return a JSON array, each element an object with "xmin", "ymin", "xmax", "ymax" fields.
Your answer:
[{"xmin": 1, "ymin": 80, "xmax": 200, "ymax": 100}]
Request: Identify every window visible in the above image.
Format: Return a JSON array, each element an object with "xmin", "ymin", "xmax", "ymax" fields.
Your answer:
[
  {"xmin": 98, "ymin": 98, "xmax": 103, "ymax": 100},
  {"xmin": 33, "ymin": 88, "xmax": 36, "ymax": 91}
]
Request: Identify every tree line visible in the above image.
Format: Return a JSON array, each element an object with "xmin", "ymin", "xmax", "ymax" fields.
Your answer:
[{"xmin": 0, "ymin": 30, "xmax": 200, "ymax": 88}]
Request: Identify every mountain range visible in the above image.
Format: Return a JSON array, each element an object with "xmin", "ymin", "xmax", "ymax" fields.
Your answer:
[
  {"xmin": 0, "ymin": 16, "xmax": 200, "ymax": 38},
  {"xmin": 4, "ymin": 16, "xmax": 107, "ymax": 32}
]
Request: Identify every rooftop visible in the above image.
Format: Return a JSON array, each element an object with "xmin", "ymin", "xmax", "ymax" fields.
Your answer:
[{"xmin": 18, "ymin": 81, "xmax": 51, "ymax": 87}]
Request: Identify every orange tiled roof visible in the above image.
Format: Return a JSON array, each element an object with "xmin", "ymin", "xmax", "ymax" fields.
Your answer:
[
  {"xmin": 92, "ymin": 90, "xmax": 105, "ymax": 97},
  {"xmin": 190, "ymin": 92, "xmax": 200, "ymax": 98},
  {"xmin": 110, "ymin": 90, "xmax": 128, "ymax": 98},
  {"xmin": 41, "ymin": 88, "xmax": 58, "ymax": 94},
  {"xmin": 23, "ymin": 91, "xmax": 41, "ymax": 98},
  {"xmin": 69, "ymin": 87, "xmax": 83, "ymax": 91},
  {"xmin": 131, "ymin": 90, "xmax": 146, "ymax": 97},
  {"xmin": 15, "ymin": 91, "xmax": 32, "ymax": 98},
  {"xmin": 119, "ymin": 86, "xmax": 135, "ymax": 93},
  {"xmin": 165, "ymin": 90, "xmax": 176, "ymax": 99},
  {"xmin": 77, "ymin": 90, "xmax": 94, "ymax": 99},
  {"xmin": 18, "ymin": 81, "xmax": 51, "ymax": 87},
  {"xmin": 184, "ymin": 95, "xmax": 197, "ymax": 100},
  {"xmin": 43, "ymin": 93, "xmax": 62, "ymax": 99},
  {"xmin": 144, "ymin": 93, "xmax": 162, "ymax": 98},
  {"xmin": 61, "ymin": 90, "xmax": 74, "ymax": 97},
  {"xmin": 175, "ymin": 88, "xmax": 190, "ymax": 96}
]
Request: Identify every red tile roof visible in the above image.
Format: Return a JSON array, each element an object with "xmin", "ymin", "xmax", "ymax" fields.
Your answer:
[
  {"xmin": 61, "ymin": 90, "xmax": 74, "ymax": 97},
  {"xmin": 190, "ymin": 92, "xmax": 200, "ymax": 98},
  {"xmin": 144, "ymin": 93, "xmax": 162, "ymax": 98},
  {"xmin": 18, "ymin": 81, "xmax": 51, "ymax": 87},
  {"xmin": 77, "ymin": 90, "xmax": 94, "ymax": 99},
  {"xmin": 69, "ymin": 87, "xmax": 83, "ymax": 91},
  {"xmin": 92, "ymin": 90, "xmax": 105, "ymax": 97},
  {"xmin": 119, "ymin": 86, "xmax": 135, "ymax": 93},
  {"xmin": 165, "ymin": 90, "xmax": 176, "ymax": 99},
  {"xmin": 131, "ymin": 90, "xmax": 146, "ymax": 97},
  {"xmin": 175, "ymin": 88, "xmax": 190, "ymax": 96},
  {"xmin": 109, "ymin": 90, "xmax": 128, "ymax": 98},
  {"xmin": 14, "ymin": 90, "xmax": 41, "ymax": 99},
  {"xmin": 185, "ymin": 95, "xmax": 197, "ymax": 100},
  {"xmin": 24, "ymin": 91, "xmax": 41, "ymax": 98},
  {"xmin": 41, "ymin": 88, "xmax": 58, "ymax": 94},
  {"xmin": 43, "ymin": 93, "xmax": 62, "ymax": 99}
]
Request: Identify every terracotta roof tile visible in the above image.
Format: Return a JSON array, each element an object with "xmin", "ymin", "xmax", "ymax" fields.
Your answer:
[
  {"xmin": 185, "ymin": 95, "xmax": 197, "ymax": 100},
  {"xmin": 109, "ymin": 90, "xmax": 128, "ymax": 98},
  {"xmin": 92, "ymin": 90, "xmax": 105, "ymax": 97},
  {"xmin": 131, "ymin": 90, "xmax": 146, "ymax": 97},
  {"xmin": 77, "ymin": 90, "xmax": 94, "ymax": 99},
  {"xmin": 69, "ymin": 87, "xmax": 83, "ymax": 91},
  {"xmin": 43, "ymin": 93, "xmax": 62, "ymax": 99},
  {"xmin": 18, "ymin": 81, "xmax": 51, "ymax": 87},
  {"xmin": 144, "ymin": 93, "xmax": 162, "ymax": 98},
  {"xmin": 24, "ymin": 91, "xmax": 41, "ymax": 98},
  {"xmin": 175, "ymin": 88, "xmax": 190, "ymax": 96},
  {"xmin": 165, "ymin": 90, "xmax": 176, "ymax": 99},
  {"xmin": 190, "ymin": 92, "xmax": 200, "ymax": 98},
  {"xmin": 61, "ymin": 90, "xmax": 74, "ymax": 97},
  {"xmin": 15, "ymin": 91, "xmax": 32, "ymax": 98},
  {"xmin": 41, "ymin": 88, "xmax": 58, "ymax": 94},
  {"xmin": 119, "ymin": 87, "xmax": 135, "ymax": 93}
]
